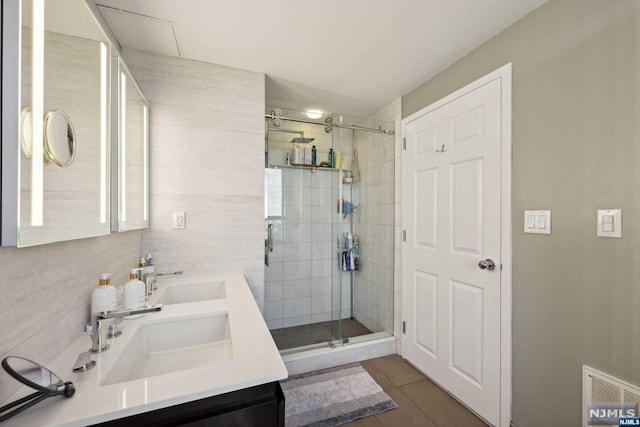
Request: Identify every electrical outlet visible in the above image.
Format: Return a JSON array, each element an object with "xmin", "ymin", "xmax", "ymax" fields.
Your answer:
[{"xmin": 172, "ymin": 211, "xmax": 186, "ymax": 230}]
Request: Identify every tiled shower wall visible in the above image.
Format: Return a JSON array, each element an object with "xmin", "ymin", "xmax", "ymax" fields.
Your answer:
[
  {"xmin": 377, "ymin": 98, "xmax": 403, "ymax": 353},
  {"xmin": 352, "ymin": 107, "xmax": 398, "ymax": 336}
]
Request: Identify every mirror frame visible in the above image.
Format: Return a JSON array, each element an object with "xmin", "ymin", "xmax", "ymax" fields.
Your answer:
[{"xmin": 111, "ymin": 56, "xmax": 149, "ymax": 232}]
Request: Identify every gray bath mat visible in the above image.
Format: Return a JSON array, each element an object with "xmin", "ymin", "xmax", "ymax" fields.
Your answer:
[{"xmin": 280, "ymin": 362, "xmax": 397, "ymax": 427}]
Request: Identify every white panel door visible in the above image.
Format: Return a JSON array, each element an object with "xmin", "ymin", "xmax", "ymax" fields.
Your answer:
[{"xmin": 403, "ymin": 75, "xmax": 505, "ymax": 425}]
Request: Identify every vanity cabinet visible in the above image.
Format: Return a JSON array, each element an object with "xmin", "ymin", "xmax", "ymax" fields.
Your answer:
[{"xmin": 93, "ymin": 382, "xmax": 285, "ymax": 427}]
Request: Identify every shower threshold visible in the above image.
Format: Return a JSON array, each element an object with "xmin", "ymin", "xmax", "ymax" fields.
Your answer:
[{"xmin": 270, "ymin": 319, "xmax": 372, "ymax": 351}]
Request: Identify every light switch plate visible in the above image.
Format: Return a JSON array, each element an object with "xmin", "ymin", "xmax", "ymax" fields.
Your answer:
[
  {"xmin": 597, "ymin": 209, "xmax": 621, "ymax": 238},
  {"xmin": 524, "ymin": 210, "xmax": 551, "ymax": 234},
  {"xmin": 172, "ymin": 211, "xmax": 186, "ymax": 230}
]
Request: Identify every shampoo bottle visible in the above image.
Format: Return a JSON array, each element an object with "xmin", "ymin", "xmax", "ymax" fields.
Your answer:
[
  {"xmin": 124, "ymin": 269, "xmax": 146, "ymax": 310},
  {"xmin": 91, "ymin": 273, "xmax": 117, "ymax": 321}
]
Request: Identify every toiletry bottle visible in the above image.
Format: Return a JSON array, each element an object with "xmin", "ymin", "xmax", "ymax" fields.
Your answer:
[
  {"xmin": 328, "ymin": 148, "xmax": 334, "ymax": 168},
  {"xmin": 140, "ymin": 257, "xmax": 147, "ymax": 268},
  {"xmin": 124, "ymin": 269, "xmax": 146, "ymax": 315},
  {"xmin": 311, "ymin": 146, "xmax": 317, "ymax": 166},
  {"xmin": 91, "ymin": 273, "xmax": 117, "ymax": 323},
  {"xmin": 306, "ymin": 147, "xmax": 311, "ymax": 165}
]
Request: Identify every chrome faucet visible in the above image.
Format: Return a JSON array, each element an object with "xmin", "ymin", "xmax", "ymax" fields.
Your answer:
[
  {"xmin": 90, "ymin": 304, "xmax": 163, "ymax": 353},
  {"xmin": 142, "ymin": 270, "xmax": 183, "ymax": 300}
]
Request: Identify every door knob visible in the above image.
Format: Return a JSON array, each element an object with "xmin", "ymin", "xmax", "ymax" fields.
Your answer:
[{"xmin": 478, "ymin": 259, "xmax": 496, "ymax": 271}]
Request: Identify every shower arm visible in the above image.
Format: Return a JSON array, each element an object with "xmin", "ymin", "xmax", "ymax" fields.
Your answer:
[{"xmin": 268, "ymin": 127, "xmax": 304, "ymax": 139}]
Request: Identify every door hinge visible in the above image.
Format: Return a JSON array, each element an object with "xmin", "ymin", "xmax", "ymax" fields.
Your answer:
[
  {"xmin": 402, "ymin": 230, "xmax": 406, "ymax": 242},
  {"xmin": 402, "ymin": 321, "xmax": 406, "ymax": 334},
  {"xmin": 403, "ymin": 137, "xmax": 406, "ymax": 150}
]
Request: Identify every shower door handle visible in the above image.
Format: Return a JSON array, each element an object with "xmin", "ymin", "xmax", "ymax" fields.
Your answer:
[
  {"xmin": 265, "ymin": 222, "xmax": 274, "ymax": 267},
  {"xmin": 267, "ymin": 223, "xmax": 274, "ymax": 252}
]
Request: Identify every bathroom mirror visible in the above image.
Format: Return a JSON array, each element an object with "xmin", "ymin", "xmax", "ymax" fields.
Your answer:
[
  {"xmin": 0, "ymin": 0, "xmax": 113, "ymax": 247},
  {"xmin": 0, "ymin": 357, "xmax": 75, "ymax": 422},
  {"xmin": 112, "ymin": 57, "xmax": 149, "ymax": 232},
  {"xmin": 43, "ymin": 110, "xmax": 76, "ymax": 167}
]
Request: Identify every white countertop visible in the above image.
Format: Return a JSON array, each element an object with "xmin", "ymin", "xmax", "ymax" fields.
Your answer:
[{"xmin": 3, "ymin": 273, "xmax": 288, "ymax": 426}]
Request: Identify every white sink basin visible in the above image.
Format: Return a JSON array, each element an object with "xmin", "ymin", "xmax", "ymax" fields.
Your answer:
[
  {"xmin": 101, "ymin": 313, "xmax": 232, "ymax": 385},
  {"xmin": 160, "ymin": 281, "xmax": 226, "ymax": 304}
]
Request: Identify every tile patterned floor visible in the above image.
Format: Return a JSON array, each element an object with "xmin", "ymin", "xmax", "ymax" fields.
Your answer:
[{"xmin": 343, "ymin": 355, "xmax": 489, "ymax": 427}]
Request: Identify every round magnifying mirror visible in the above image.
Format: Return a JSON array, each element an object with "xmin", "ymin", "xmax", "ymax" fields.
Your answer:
[
  {"xmin": 1, "ymin": 356, "xmax": 65, "ymax": 395},
  {"xmin": 43, "ymin": 110, "xmax": 76, "ymax": 167}
]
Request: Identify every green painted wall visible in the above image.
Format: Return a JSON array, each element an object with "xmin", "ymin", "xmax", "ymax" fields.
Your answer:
[{"xmin": 402, "ymin": 1, "xmax": 640, "ymax": 425}]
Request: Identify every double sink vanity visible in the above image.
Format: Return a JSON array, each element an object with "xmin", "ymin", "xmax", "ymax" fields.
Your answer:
[{"xmin": 3, "ymin": 274, "xmax": 288, "ymax": 426}]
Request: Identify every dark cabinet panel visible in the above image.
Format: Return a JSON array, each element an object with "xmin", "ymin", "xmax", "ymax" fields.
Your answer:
[{"xmin": 94, "ymin": 382, "xmax": 284, "ymax": 427}]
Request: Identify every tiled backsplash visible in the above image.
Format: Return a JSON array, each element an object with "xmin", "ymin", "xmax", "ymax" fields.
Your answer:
[{"xmin": 0, "ymin": 230, "xmax": 142, "ymax": 403}]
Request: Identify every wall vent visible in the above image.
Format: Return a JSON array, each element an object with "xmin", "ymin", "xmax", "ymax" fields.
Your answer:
[{"xmin": 583, "ymin": 365, "xmax": 640, "ymax": 426}]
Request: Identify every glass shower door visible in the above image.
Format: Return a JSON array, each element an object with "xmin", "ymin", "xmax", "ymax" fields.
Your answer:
[
  {"xmin": 264, "ymin": 113, "xmax": 335, "ymax": 352},
  {"xmin": 330, "ymin": 117, "xmax": 356, "ymax": 347}
]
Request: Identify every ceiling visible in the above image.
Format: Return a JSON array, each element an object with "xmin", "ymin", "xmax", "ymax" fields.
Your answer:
[{"xmin": 93, "ymin": 0, "xmax": 547, "ymax": 117}]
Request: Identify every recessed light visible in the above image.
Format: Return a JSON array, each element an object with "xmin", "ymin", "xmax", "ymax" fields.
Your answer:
[{"xmin": 306, "ymin": 109, "xmax": 323, "ymax": 119}]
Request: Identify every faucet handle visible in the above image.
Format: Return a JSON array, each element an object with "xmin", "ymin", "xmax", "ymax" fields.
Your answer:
[{"xmin": 72, "ymin": 351, "xmax": 96, "ymax": 373}]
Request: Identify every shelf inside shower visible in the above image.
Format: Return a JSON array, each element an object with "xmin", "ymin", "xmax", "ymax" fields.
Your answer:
[{"xmin": 269, "ymin": 163, "xmax": 351, "ymax": 173}]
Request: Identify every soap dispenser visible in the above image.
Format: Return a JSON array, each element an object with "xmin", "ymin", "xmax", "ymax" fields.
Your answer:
[
  {"xmin": 91, "ymin": 273, "xmax": 117, "ymax": 319},
  {"xmin": 123, "ymin": 269, "xmax": 146, "ymax": 318}
]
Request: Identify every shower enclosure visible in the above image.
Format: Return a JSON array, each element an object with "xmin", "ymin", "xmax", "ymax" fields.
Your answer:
[{"xmin": 264, "ymin": 107, "xmax": 395, "ymax": 354}]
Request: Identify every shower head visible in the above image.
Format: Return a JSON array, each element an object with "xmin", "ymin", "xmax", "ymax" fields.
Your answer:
[{"xmin": 290, "ymin": 137, "xmax": 315, "ymax": 144}]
